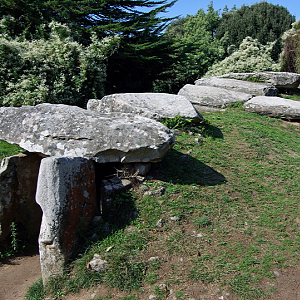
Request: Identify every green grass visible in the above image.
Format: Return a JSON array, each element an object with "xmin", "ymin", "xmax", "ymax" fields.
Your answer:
[
  {"xmin": 23, "ymin": 105, "xmax": 300, "ymax": 299},
  {"xmin": 279, "ymin": 89, "xmax": 300, "ymax": 101},
  {"xmin": 0, "ymin": 140, "xmax": 23, "ymax": 162}
]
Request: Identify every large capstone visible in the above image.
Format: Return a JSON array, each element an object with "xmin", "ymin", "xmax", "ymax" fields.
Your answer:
[
  {"xmin": 36, "ymin": 156, "xmax": 97, "ymax": 284},
  {"xmin": 243, "ymin": 96, "xmax": 300, "ymax": 120},
  {"xmin": 0, "ymin": 103, "xmax": 174, "ymax": 163},
  {"xmin": 195, "ymin": 77, "xmax": 278, "ymax": 96},
  {"xmin": 87, "ymin": 93, "xmax": 203, "ymax": 122},
  {"xmin": 178, "ymin": 84, "xmax": 252, "ymax": 108},
  {"xmin": 220, "ymin": 72, "xmax": 300, "ymax": 89}
]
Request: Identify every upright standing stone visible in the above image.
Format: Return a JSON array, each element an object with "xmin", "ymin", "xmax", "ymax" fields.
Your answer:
[
  {"xmin": 0, "ymin": 152, "xmax": 42, "ymax": 244},
  {"xmin": 36, "ymin": 157, "xmax": 97, "ymax": 284}
]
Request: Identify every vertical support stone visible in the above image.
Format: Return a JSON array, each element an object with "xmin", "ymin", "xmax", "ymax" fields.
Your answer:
[
  {"xmin": 0, "ymin": 152, "xmax": 42, "ymax": 244},
  {"xmin": 36, "ymin": 157, "xmax": 97, "ymax": 285}
]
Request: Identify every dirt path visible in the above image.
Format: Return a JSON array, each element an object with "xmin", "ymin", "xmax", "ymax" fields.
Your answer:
[
  {"xmin": 0, "ymin": 254, "xmax": 299, "ymax": 300},
  {"xmin": 0, "ymin": 254, "xmax": 41, "ymax": 300}
]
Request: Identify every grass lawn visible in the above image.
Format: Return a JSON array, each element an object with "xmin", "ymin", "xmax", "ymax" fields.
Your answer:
[
  {"xmin": 0, "ymin": 140, "xmax": 24, "ymax": 162},
  {"xmin": 24, "ymin": 104, "xmax": 300, "ymax": 300}
]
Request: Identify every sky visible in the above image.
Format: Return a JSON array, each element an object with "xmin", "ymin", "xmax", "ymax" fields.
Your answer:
[{"xmin": 161, "ymin": 0, "xmax": 299, "ymax": 20}]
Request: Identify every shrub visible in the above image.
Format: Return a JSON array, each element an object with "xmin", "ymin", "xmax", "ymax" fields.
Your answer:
[
  {"xmin": 0, "ymin": 21, "xmax": 119, "ymax": 107},
  {"xmin": 280, "ymin": 20, "xmax": 300, "ymax": 73},
  {"xmin": 204, "ymin": 36, "xmax": 279, "ymax": 77}
]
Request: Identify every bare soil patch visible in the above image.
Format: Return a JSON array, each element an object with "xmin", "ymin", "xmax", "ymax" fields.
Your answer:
[{"xmin": 0, "ymin": 254, "xmax": 40, "ymax": 300}]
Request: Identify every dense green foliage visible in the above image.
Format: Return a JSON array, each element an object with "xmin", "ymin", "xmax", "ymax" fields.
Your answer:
[
  {"xmin": 0, "ymin": 21, "xmax": 119, "ymax": 107},
  {"xmin": 0, "ymin": 1, "xmax": 296, "ymax": 102},
  {"xmin": 205, "ymin": 36, "xmax": 279, "ymax": 77},
  {"xmin": 0, "ymin": 0, "xmax": 175, "ymax": 40},
  {"xmin": 280, "ymin": 20, "xmax": 300, "ymax": 73},
  {"xmin": 0, "ymin": 0, "xmax": 177, "ymax": 96},
  {"xmin": 215, "ymin": 2, "xmax": 295, "ymax": 61},
  {"xmin": 154, "ymin": 3, "xmax": 226, "ymax": 93}
]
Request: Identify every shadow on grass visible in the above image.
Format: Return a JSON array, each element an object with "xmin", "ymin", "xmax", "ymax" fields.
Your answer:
[
  {"xmin": 203, "ymin": 123, "xmax": 224, "ymax": 139},
  {"xmin": 152, "ymin": 149, "xmax": 227, "ymax": 186}
]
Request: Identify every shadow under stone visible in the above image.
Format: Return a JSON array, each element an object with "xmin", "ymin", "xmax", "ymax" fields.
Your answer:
[{"xmin": 151, "ymin": 149, "xmax": 227, "ymax": 186}]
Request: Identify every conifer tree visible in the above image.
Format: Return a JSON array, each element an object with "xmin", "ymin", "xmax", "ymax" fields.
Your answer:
[{"xmin": 0, "ymin": 0, "xmax": 176, "ymax": 94}]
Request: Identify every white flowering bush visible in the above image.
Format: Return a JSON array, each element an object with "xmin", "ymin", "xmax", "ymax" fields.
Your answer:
[
  {"xmin": 0, "ymin": 21, "xmax": 119, "ymax": 107},
  {"xmin": 280, "ymin": 20, "xmax": 300, "ymax": 73},
  {"xmin": 204, "ymin": 36, "xmax": 280, "ymax": 77}
]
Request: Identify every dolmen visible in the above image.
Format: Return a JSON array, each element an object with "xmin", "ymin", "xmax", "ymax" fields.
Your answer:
[
  {"xmin": 0, "ymin": 103, "xmax": 175, "ymax": 284},
  {"xmin": 179, "ymin": 72, "xmax": 300, "ymax": 115},
  {"xmin": 0, "ymin": 103, "xmax": 174, "ymax": 163}
]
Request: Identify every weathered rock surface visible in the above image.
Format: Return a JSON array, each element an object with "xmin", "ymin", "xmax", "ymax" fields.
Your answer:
[
  {"xmin": 36, "ymin": 157, "xmax": 97, "ymax": 284},
  {"xmin": 87, "ymin": 93, "xmax": 202, "ymax": 122},
  {"xmin": 0, "ymin": 152, "xmax": 42, "ymax": 243},
  {"xmin": 101, "ymin": 175, "xmax": 133, "ymax": 216},
  {"xmin": 220, "ymin": 72, "xmax": 300, "ymax": 89},
  {"xmin": 178, "ymin": 84, "xmax": 252, "ymax": 108},
  {"xmin": 195, "ymin": 77, "xmax": 278, "ymax": 96},
  {"xmin": 0, "ymin": 103, "xmax": 174, "ymax": 163},
  {"xmin": 87, "ymin": 254, "xmax": 108, "ymax": 272},
  {"xmin": 193, "ymin": 105, "xmax": 226, "ymax": 113},
  {"xmin": 243, "ymin": 96, "xmax": 300, "ymax": 119}
]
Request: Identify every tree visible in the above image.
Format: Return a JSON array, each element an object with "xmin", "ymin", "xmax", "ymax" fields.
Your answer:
[
  {"xmin": 0, "ymin": 0, "xmax": 177, "ymax": 94},
  {"xmin": 153, "ymin": 3, "xmax": 226, "ymax": 93},
  {"xmin": 280, "ymin": 21, "xmax": 300, "ymax": 74},
  {"xmin": 215, "ymin": 2, "xmax": 295, "ymax": 61}
]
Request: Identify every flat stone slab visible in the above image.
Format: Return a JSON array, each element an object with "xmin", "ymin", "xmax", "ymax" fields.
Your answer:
[
  {"xmin": 87, "ymin": 93, "xmax": 202, "ymax": 122},
  {"xmin": 0, "ymin": 103, "xmax": 174, "ymax": 163},
  {"xmin": 178, "ymin": 84, "xmax": 252, "ymax": 108},
  {"xmin": 220, "ymin": 72, "xmax": 300, "ymax": 89},
  {"xmin": 195, "ymin": 77, "xmax": 278, "ymax": 96},
  {"xmin": 243, "ymin": 96, "xmax": 300, "ymax": 119}
]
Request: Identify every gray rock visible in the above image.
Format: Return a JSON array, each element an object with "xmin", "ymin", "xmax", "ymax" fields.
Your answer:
[
  {"xmin": 221, "ymin": 72, "xmax": 300, "ymax": 89},
  {"xmin": 148, "ymin": 256, "xmax": 160, "ymax": 262},
  {"xmin": 87, "ymin": 254, "xmax": 108, "ymax": 272},
  {"xmin": 101, "ymin": 176, "xmax": 132, "ymax": 214},
  {"xmin": 243, "ymin": 96, "xmax": 300, "ymax": 119},
  {"xmin": 144, "ymin": 187, "xmax": 166, "ymax": 197},
  {"xmin": 0, "ymin": 152, "xmax": 42, "ymax": 243},
  {"xmin": 195, "ymin": 77, "xmax": 278, "ymax": 96},
  {"xmin": 87, "ymin": 93, "xmax": 203, "ymax": 122},
  {"xmin": 193, "ymin": 105, "xmax": 226, "ymax": 112},
  {"xmin": 178, "ymin": 84, "xmax": 252, "ymax": 108},
  {"xmin": 134, "ymin": 162, "xmax": 151, "ymax": 176},
  {"xmin": 36, "ymin": 157, "xmax": 97, "ymax": 284},
  {"xmin": 0, "ymin": 103, "xmax": 174, "ymax": 163},
  {"xmin": 156, "ymin": 219, "xmax": 164, "ymax": 228},
  {"xmin": 170, "ymin": 216, "xmax": 181, "ymax": 222}
]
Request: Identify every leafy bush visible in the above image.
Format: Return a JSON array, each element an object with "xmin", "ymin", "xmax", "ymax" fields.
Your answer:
[
  {"xmin": 0, "ymin": 21, "xmax": 119, "ymax": 107},
  {"xmin": 280, "ymin": 20, "xmax": 300, "ymax": 73},
  {"xmin": 204, "ymin": 36, "xmax": 279, "ymax": 77}
]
